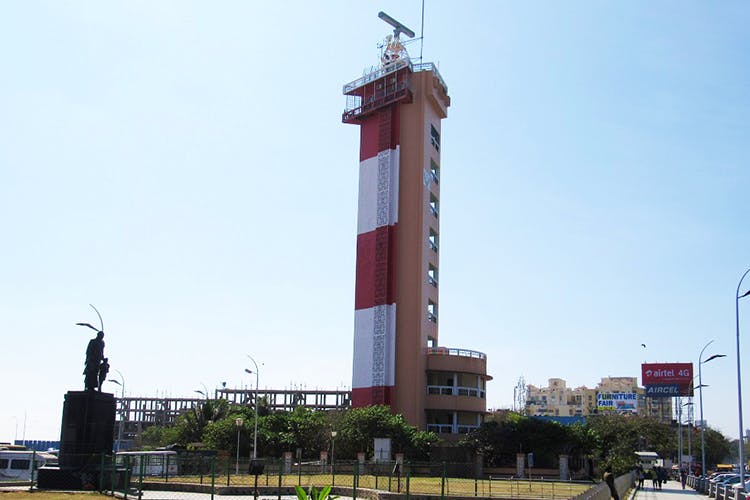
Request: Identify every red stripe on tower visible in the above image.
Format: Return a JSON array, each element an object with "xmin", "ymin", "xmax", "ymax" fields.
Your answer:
[{"xmin": 352, "ymin": 105, "xmax": 400, "ymax": 407}]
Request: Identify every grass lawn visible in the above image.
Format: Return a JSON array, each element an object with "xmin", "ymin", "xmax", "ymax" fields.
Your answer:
[{"xmin": 141, "ymin": 473, "xmax": 592, "ymax": 498}]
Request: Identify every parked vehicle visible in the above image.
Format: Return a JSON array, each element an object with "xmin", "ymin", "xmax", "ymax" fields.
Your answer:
[
  {"xmin": 0, "ymin": 450, "xmax": 57, "ymax": 482},
  {"xmin": 718, "ymin": 475, "xmax": 742, "ymax": 486}
]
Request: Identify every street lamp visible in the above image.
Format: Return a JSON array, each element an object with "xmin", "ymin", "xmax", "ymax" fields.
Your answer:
[
  {"xmin": 235, "ymin": 417, "xmax": 244, "ymax": 475},
  {"xmin": 108, "ymin": 370, "xmax": 126, "ymax": 452},
  {"xmin": 331, "ymin": 431, "xmax": 337, "ymax": 472},
  {"xmin": 698, "ymin": 340, "xmax": 726, "ymax": 478},
  {"xmin": 683, "ymin": 400, "xmax": 694, "ymax": 473},
  {"xmin": 245, "ymin": 355, "xmax": 260, "ymax": 460},
  {"xmin": 736, "ymin": 267, "xmax": 750, "ymax": 489}
]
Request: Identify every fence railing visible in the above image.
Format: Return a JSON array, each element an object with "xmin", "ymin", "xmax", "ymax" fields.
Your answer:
[{"xmin": 27, "ymin": 453, "xmax": 598, "ymax": 499}]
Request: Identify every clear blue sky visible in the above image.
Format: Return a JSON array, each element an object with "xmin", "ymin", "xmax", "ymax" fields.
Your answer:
[{"xmin": 2, "ymin": 1, "xmax": 749, "ymax": 443}]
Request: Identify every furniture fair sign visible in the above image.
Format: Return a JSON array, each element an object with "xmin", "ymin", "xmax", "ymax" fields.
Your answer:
[
  {"xmin": 597, "ymin": 392, "xmax": 637, "ymax": 413},
  {"xmin": 641, "ymin": 362, "xmax": 694, "ymax": 397}
]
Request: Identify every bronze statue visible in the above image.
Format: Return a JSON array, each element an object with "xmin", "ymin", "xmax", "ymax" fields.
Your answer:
[
  {"xmin": 84, "ymin": 331, "xmax": 105, "ymax": 391},
  {"xmin": 77, "ymin": 304, "xmax": 109, "ymax": 391}
]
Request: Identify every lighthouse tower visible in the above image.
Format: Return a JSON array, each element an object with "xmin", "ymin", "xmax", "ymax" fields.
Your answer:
[{"xmin": 343, "ymin": 14, "xmax": 490, "ymax": 433}]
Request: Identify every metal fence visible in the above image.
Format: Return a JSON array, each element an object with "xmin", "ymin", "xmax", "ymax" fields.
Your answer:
[{"xmin": 23, "ymin": 453, "xmax": 598, "ymax": 499}]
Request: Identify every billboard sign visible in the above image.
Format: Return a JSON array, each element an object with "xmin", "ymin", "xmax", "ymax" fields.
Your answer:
[
  {"xmin": 597, "ymin": 392, "xmax": 638, "ymax": 413},
  {"xmin": 642, "ymin": 363, "xmax": 694, "ymax": 397}
]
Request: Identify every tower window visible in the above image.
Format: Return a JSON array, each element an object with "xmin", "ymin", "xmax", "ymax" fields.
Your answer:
[
  {"xmin": 428, "ymin": 300, "xmax": 438, "ymax": 323},
  {"xmin": 429, "ymin": 192, "xmax": 439, "ymax": 218},
  {"xmin": 430, "ymin": 159, "xmax": 440, "ymax": 184},
  {"xmin": 428, "ymin": 264, "xmax": 438, "ymax": 287},
  {"xmin": 430, "ymin": 125, "xmax": 440, "ymax": 152},
  {"xmin": 429, "ymin": 228, "xmax": 439, "ymax": 252}
]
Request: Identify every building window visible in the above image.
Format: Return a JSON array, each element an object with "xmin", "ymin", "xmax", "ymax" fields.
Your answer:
[
  {"xmin": 430, "ymin": 159, "xmax": 440, "ymax": 184},
  {"xmin": 428, "ymin": 264, "xmax": 438, "ymax": 287},
  {"xmin": 429, "ymin": 228, "xmax": 439, "ymax": 252},
  {"xmin": 428, "ymin": 300, "xmax": 437, "ymax": 323},
  {"xmin": 430, "ymin": 125, "xmax": 440, "ymax": 152},
  {"xmin": 429, "ymin": 192, "xmax": 439, "ymax": 218}
]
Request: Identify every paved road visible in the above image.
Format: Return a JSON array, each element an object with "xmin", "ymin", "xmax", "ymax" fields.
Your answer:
[{"xmin": 632, "ymin": 479, "xmax": 701, "ymax": 500}]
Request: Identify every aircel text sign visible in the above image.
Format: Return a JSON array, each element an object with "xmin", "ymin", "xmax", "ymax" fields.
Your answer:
[{"xmin": 642, "ymin": 363, "xmax": 694, "ymax": 397}]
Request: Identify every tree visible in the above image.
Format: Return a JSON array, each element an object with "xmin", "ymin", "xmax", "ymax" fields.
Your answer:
[
  {"xmin": 136, "ymin": 424, "xmax": 182, "ymax": 449},
  {"xmin": 702, "ymin": 428, "xmax": 731, "ymax": 468},
  {"xmin": 459, "ymin": 412, "xmax": 586, "ymax": 468},
  {"xmin": 585, "ymin": 414, "xmax": 675, "ymax": 474},
  {"xmin": 335, "ymin": 405, "xmax": 438, "ymax": 461},
  {"xmin": 180, "ymin": 399, "xmax": 231, "ymax": 444}
]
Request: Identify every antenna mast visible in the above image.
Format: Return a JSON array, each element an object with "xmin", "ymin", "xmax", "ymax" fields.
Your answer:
[{"xmin": 419, "ymin": 0, "xmax": 425, "ymax": 62}]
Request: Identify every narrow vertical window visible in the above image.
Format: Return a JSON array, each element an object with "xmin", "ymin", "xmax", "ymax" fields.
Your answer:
[{"xmin": 430, "ymin": 125, "xmax": 441, "ymax": 152}]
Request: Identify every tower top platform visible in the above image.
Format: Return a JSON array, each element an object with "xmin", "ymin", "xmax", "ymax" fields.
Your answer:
[{"xmin": 343, "ymin": 59, "xmax": 448, "ymax": 97}]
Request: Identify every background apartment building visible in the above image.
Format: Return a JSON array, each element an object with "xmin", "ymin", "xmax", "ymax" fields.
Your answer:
[{"xmin": 525, "ymin": 377, "xmax": 673, "ymax": 423}]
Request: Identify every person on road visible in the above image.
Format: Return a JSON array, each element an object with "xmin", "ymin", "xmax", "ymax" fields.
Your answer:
[
  {"xmin": 637, "ymin": 466, "xmax": 645, "ymax": 489},
  {"xmin": 680, "ymin": 468, "xmax": 687, "ymax": 489}
]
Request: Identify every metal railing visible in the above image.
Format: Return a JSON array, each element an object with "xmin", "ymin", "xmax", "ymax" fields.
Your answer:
[
  {"xmin": 29, "ymin": 454, "xmax": 597, "ymax": 499},
  {"xmin": 427, "ymin": 385, "xmax": 486, "ymax": 399},
  {"xmin": 426, "ymin": 347, "xmax": 487, "ymax": 359},
  {"xmin": 343, "ymin": 59, "xmax": 448, "ymax": 96}
]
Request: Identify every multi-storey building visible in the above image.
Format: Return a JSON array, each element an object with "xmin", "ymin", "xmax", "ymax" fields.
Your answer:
[
  {"xmin": 525, "ymin": 376, "xmax": 673, "ymax": 423},
  {"xmin": 343, "ymin": 17, "xmax": 491, "ymax": 435}
]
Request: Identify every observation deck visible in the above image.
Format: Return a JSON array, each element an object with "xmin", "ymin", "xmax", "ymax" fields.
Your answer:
[{"xmin": 342, "ymin": 59, "xmax": 448, "ymax": 124}]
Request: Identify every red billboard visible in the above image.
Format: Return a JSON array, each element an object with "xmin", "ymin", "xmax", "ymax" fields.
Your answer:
[{"xmin": 642, "ymin": 363, "xmax": 694, "ymax": 397}]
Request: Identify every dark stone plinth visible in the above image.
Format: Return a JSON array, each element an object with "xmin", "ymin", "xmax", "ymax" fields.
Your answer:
[
  {"xmin": 37, "ymin": 465, "xmax": 126, "ymax": 491},
  {"xmin": 59, "ymin": 390, "xmax": 116, "ymax": 467},
  {"xmin": 37, "ymin": 390, "xmax": 117, "ymax": 490}
]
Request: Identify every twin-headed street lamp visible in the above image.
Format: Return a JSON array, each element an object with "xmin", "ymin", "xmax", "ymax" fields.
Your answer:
[
  {"xmin": 245, "ymin": 355, "xmax": 260, "ymax": 460},
  {"xmin": 736, "ymin": 268, "xmax": 750, "ymax": 489},
  {"xmin": 108, "ymin": 369, "xmax": 126, "ymax": 452},
  {"xmin": 698, "ymin": 340, "xmax": 725, "ymax": 478}
]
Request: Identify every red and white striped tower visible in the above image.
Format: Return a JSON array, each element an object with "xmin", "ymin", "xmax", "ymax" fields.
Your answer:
[
  {"xmin": 348, "ymin": 77, "xmax": 404, "ymax": 408},
  {"xmin": 343, "ymin": 19, "xmax": 452, "ymax": 428},
  {"xmin": 344, "ymin": 15, "xmax": 491, "ymax": 434},
  {"xmin": 345, "ymin": 39, "xmax": 412, "ymax": 409}
]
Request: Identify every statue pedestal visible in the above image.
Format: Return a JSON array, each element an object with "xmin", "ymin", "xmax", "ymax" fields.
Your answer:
[{"xmin": 38, "ymin": 390, "xmax": 122, "ymax": 490}]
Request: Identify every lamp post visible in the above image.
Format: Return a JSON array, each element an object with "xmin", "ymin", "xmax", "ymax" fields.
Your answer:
[
  {"xmin": 677, "ymin": 397, "xmax": 683, "ymax": 467},
  {"xmin": 698, "ymin": 340, "xmax": 726, "ymax": 478},
  {"xmin": 684, "ymin": 400, "xmax": 694, "ymax": 473},
  {"xmin": 737, "ymin": 267, "xmax": 750, "ymax": 489},
  {"xmin": 331, "ymin": 431, "xmax": 337, "ymax": 473},
  {"xmin": 109, "ymin": 369, "xmax": 126, "ymax": 452},
  {"xmin": 235, "ymin": 417, "xmax": 244, "ymax": 475},
  {"xmin": 245, "ymin": 355, "xmax": 260, "ymax": 460}
]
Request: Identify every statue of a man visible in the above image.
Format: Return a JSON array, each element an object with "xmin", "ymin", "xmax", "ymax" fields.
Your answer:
[{"xmin": 84, "ymin": 331, "xmax": 105, "ymax": 391}]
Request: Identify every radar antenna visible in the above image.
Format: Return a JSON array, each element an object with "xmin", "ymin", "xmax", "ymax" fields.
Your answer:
[
  {"xmin": 377, "ymin": 12, "xmax": 414, "ymax": 68},
  {"xmin": 378, "ymin": 11, "xmax": 415, "ymax": 39}
]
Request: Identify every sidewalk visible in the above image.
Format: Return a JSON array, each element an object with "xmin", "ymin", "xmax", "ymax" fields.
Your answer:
[{"xmin": 632, "ymin": 479, "xmax": 701, "ymax": 500}]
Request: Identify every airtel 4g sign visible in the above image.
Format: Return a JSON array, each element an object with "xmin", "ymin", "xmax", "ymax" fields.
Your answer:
[{"xmin": 642, "ymin": 363, "xmax": 694, "ymax": 397}]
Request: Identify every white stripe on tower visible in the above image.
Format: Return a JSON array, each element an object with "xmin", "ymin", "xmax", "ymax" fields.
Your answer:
[{"xmin": 352, "ymin": 142, "xmax": 399, "ymax": 407}]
